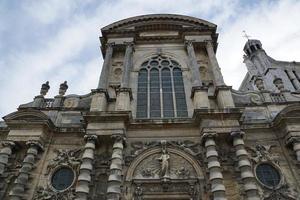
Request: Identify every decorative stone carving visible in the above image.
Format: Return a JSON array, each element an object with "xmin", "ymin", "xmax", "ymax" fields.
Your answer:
[
  {"xmin": 156, "ymin": 140, "xmax": 170, "ymax": 179},
  {"xmin": 33, "ymin": 186, "xmax": 76, "ymax": 200},
  {"xmin": 273, "ymin": 76, "xmax": 285, "ymax": 92},
  {"xmin": 46, "ymin": 148, "xmax": 81, "ymax": 175},
  {"xmin": 133, "ymin": 147, "xmax": 196, "ymax": 180},
  {"xmin": 63, "ymin": 97, "xmax": 80, "ymax": 108},
  {"xmin": 263, "ymin": 184, "xmax": 297, "ymax": 200},
  {"xmin": 40, "ymin": 81, "xmax": 50, "ymax": 96},
  {"xmin": 254, "ymin": 76, "xmax": 265, "ymax": 91},
  {"xmin": 248, "ymin": 144, "xmax": 278, "ymax": 164},
  {"xmin": 59, "ymin": 81, "xmax": 68, "ymax": 96}
]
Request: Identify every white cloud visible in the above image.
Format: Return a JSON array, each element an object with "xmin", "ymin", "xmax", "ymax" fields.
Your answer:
[{"xmin": 1, "ymin": 0, "xmax": 300, "ymax": 117}]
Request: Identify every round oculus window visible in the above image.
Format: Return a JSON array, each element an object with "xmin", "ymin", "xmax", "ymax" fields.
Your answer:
[
  {"xmin": 51, "ymin": 167, "xmax": 75, "ymax": 191},
  {"xmin": 256, "ymin": 163, "xmax": 281, "ymax": 187}
]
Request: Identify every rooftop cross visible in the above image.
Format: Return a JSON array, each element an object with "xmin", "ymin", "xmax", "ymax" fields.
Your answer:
[{"xmin": 242, "ymin": 30, "xmax": 251, "ymax": 40}]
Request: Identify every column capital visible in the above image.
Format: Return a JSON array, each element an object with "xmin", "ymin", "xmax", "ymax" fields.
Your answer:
[
  {"xmin": 286, "ymin": 136, "xmax": 300, "ymax": 146},
  {"xmin": 124, "ymin": 41, "xmax": 134, "ymax": 47},
  {"xmin": 1, "ymin": 140, "xmax": 16, "ymax": 148},
  {"xmin": 200, "ymin": 131, "xmax": 217, "ymax": 145},
  {"xmin": 84, "ymin": 134, "xmax": 98, "ymax": 142},
  {"xmin": 112, "ymin": 134, "xmax": 126, "ymax": 144},
  {"xmin": 230, "ymin": 130, "xmax": 245, "ymax": 139},
  {"xmin": 26, "ymin": 140, "xmax": 44, "ymax": 151},
  {"xmin": 106, "ymin": 42, "xmax": 115, "ymax": 48}
]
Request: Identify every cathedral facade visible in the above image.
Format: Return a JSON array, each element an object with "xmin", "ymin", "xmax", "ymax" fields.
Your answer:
[{"xmin": 1, "ymin": 14, "xmax": 300, "ymax": 200}]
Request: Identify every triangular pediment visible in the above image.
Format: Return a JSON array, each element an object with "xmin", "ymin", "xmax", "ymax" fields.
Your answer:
[{"xmin": 101, "ymin": 14, "xmax": 216, "ymax": 33}]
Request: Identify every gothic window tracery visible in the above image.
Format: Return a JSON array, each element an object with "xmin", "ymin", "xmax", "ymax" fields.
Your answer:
[{"xmin": 136, "ymin": 55, "xmax": 188, "ymax": 118}]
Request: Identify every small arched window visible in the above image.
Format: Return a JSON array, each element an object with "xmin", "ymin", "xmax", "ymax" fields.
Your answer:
[{"xmin": 136, "ymin": 55, "xmax": 188, "ymax": 118}]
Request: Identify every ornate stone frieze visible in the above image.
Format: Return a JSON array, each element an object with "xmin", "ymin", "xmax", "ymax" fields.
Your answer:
[{"xmin": 247, "ymin": 144, "xmax": 279, "ymax": 163}]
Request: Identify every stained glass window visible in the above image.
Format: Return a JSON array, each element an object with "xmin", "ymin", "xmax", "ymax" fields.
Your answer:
[
  {"xmin": 256, "ymin": 163, "xmax": 280, "ymax": 187},
  {"xmin": 51, "ymin": 167, "xmax": 75, "ymax": 191},
  {"xmin": 136, "ymin": 56, "xmax": 188, "ymax": 118}
]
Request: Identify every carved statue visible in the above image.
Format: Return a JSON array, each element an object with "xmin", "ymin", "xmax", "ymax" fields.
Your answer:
[
  {"xmin": 156, "ymin": 140, "xmax": 170, "ymax": 178},
  {"xmin": 58, "ymin": 81, "xmax": 68, "ymax": 96},
  {"xmin": 40, "ymin": 81, "xmax": 50, "ymax": 96}
]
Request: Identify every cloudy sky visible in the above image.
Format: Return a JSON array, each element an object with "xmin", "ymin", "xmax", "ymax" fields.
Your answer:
[{"xmin": 1, "ymin": 0, "xmax": 300, "ymax": 117}]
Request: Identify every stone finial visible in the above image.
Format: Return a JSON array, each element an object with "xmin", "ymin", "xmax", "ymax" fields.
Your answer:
[
  {"xmin": 40, "ymin": 81, "xmax": 50, "ymax": 96},
  {"xmin": 59, "ymin": 81, "xmax": 68, "ymax": 96},
  {"xmin": 254, "ymin": 76, "xmax": 265, "ymax": 91},
  {"xmin": 273, "ymin": 76, "xmax": 285, "ymax": 92}
]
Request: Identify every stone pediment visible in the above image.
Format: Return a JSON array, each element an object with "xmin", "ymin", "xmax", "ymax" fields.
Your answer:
[{"xmin": 101, "ymin": 14, "xmax": 217, "ymax": 33}]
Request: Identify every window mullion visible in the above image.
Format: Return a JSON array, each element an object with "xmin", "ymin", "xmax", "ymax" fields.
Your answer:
[
  {"xmin": 147, "ymin": 68, "xmax": 150, "ymax": 118},
  {"xmin": 170, "ymin": 67, "xmax": 177, "ymax": 117},
  {"xmin": 159, "ymin": 68, "xmax": 163, "ymax": 118}
]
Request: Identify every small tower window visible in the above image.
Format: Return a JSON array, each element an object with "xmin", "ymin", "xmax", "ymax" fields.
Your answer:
[{"xmin": 136, "ymin": 55, "xmax": 188, "ymax": 118}]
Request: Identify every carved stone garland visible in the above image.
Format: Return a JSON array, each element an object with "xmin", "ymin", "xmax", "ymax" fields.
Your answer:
[{"xmin": 33, "ymin": 148, "xmax": 82, "ymax": 200}]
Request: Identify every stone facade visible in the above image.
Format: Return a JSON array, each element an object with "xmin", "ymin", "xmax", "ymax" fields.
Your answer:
[{"xmin": 1, "ymin": 14, "xmax": 300, "ymax": 200}]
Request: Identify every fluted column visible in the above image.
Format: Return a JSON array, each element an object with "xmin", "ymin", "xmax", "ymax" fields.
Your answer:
[
  {"xmin": 205, "ymin": 41, "xmax": 225, "ymax": 86},
  {"xmin": 9, "ymin": 141, "xmax": 43, "ymax": 200},
  {"xmin": 107, "ymin": 134, "xmax": 125, "ymax": 200},
  {"xmin": 0, "ymin": 140, "xmax": 16, "ymax": 175},
  {"xmin": 286, "ymin": 70, "xmax": 300, "ymax": 90},
  {"xmin": 98, "ymin": 43, "xmax": 114, "ymax": 89},
  {"xmin": 116, "ymin": 42, "xmax": 133, "ymax": 111},
  {"xmin": 75, "ymin": 135, "xmax": 98, "ymax": 200},
  {"xmin": 231, "ymin": 131, "xmax": 260, "ymax": 200},
  {"xmin": 201, "ymin": 132, "xmax": 227, "ymax": 200},
  {"xmin": 186, "ymin": 40, "xmax": 210, "ymax": 108},
  {"xmin": 286, "ymin": 137, "xmax": 300, "ymax": 161}
]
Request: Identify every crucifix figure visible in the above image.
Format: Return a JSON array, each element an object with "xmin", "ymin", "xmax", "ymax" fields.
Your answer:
[{"xmin": 242, "ymin": 30, "xmax": 251, "ymax": 40}]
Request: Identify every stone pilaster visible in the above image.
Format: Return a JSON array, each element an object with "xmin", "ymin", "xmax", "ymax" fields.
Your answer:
[
  {"xmin": 98, "ymin": 42, "xmax": 114, "ymax": 89},
  {"xmin": 201, "ymin": 132, "xmax": 227, "ymax": 200},
  {"xmin": 186, "ymin": 40, "xmax": 210, "ymax": 109},
  {"xmin": 9, "ymin": 141, "xmax": 43, "ymax": 200},
  {"xmin": 0, "ymin": 140, "xmax": 16, "ymax": 175},
  {"xmin": 121, "ymin": 42, "xmax": 133, "ymax": 88},
  {"xmin": 75, "ymin": 135, "xmax": 98, "ymax": 200},
  {"xmin": 205, "ymin": 41, "xmax": 225, "ymax": 86},
  {"xmin": 185, "ymin": 40, "xmax": 202, "ymax": 87},
  {"xmin": 286, "ymin": 137, "xmax": 300, "ymax": 161},
  {"xmin": 231, "ymin": 131, "xmax": 260, "ymax": 200},
  {"xmin": 116, "ymin": 42, "xmax": 133, "ymax": 111},
  {"xmin": 107, "ymin": 134, "xmax": 125, "ymax": 200}
]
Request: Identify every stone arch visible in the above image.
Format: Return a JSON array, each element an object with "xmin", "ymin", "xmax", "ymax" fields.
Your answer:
[{"xmin": 125, "ymin": 146, "xmax": 204, "ymax": 181}]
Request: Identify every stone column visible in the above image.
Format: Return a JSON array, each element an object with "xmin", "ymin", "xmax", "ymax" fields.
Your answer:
[
  {"xmin": 231, "ymin": 131, "xmax": 260, "ymax": 200},
  {"xmin": 98, "ymin": 43, "xmax": 114, "ymax": 89},
  {"xmin": 116, "ymin": 42, "xmax": 133, "ymax": 111},
  {"xmin": 186, "ymin": 40, "xmax": 210, "ymax": 108},
  {"xmin": 0, "ymin": 140, "xmax": 16, "ymax": 175},
  {"xmin": 286, "ymin": 137, "xmax": 300, "ymax": 161},
  {"xmin": 286, "ymin": 70, "xmax": 300, "ymax": 90},
  {"xmin": 75, "ymin": 135, "xmax": 98, "ymax": 200},
  {"xmin": 9, "ymin": 141, "xmax": 43, "ymax": 200},
  {"xmin": 205, "ymin": 41, "xmax": 225, "ymax": 86},
  {"xmin": 107, "ymin": 135, "xmax": 125, "ymax": 200},
  {"xmin": 201, "ymin": 132, "xmax": 227, "ymax": 200}
]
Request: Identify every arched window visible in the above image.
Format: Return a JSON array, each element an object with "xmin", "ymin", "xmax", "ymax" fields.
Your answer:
[{"xmin": 136, "ymin": 55, "xmax": 188, "ymax": 118}]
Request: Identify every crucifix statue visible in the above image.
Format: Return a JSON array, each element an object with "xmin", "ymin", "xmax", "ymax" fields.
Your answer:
[{"xmin": 242, "ymin": 30, "xmax": 251, "ymax": 40}]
